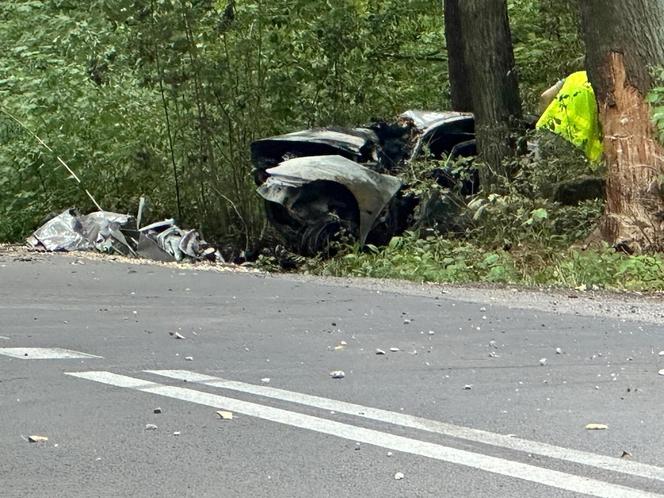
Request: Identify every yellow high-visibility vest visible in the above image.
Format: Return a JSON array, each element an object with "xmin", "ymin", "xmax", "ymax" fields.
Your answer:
[{"xmin": 536, "ymin": 71, "xmax": 603, "ymax": 163}]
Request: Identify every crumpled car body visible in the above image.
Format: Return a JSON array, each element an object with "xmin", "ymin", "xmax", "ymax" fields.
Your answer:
[
  {"xmin": 252, "ymin": 111, "xmax": 480, "ymax": 255},
  {"xmin": 258, "ymin": 155, "xmax": 402, "ymax": 255}
]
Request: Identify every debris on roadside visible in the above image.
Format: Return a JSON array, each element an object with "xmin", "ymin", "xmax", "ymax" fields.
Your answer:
[
  {"xmin": 27, "ymin": 208, "xmax": 223, "ymax": 264},
  {"xmin": 216, "ymin": 410, "xmax": 233, "ymax": 420},
  {"xmin": 28, "ymin": 435, "xmax": 48, "ymax": 443},
  {"xmin": 585, "ymin": 423, "xmax": 608, "ymax": 430},
  {"xmin": 330, "ymin": 370, "xmax": 346, "ymax": 379}
]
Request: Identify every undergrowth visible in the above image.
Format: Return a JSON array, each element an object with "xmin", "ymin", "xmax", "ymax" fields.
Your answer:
[{"xmin": 304, "ymin": 234, "xmax": 664, "ymax": 292}]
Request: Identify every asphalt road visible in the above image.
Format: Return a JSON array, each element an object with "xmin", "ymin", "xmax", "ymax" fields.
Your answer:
[{"xmin": 2, "ymin": 252, "xmax": 664, "ymax": 497}]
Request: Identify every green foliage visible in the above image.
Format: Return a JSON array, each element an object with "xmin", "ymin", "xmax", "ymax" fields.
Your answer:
[
  {"xmin": 1, "ymin": 0, "xmax": 448, "ymax": 243},
  {"xmin": 647, "ymin": 66, "xmax": 664, "ymax": 144},
  {"xmin": 311, "ymin": 234, "xmax": 664, "ymax": 292},
  {"xmin": 508, "ymin": 0, "xmax": 585, "ymax": 112}
]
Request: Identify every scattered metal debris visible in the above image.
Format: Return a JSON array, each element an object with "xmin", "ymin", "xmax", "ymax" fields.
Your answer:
[{"xmin": 27, "ymin": 209, "xmax": 223, "ymax": 263}]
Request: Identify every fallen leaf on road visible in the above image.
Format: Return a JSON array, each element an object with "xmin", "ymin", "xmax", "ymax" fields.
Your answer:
[
  {"xmin": 330, "ymin": 370, "xmax": 345, "ymax": 379},
  {"xmin": 216, "ymin": 410, "xmax": 233, "ymax": 420},
  {"xmin": 28, "ymin": 435, "xmax": 48, "ymax": 443},
  {"xmin": 585, "ymin": 423, "xmax": 608, "ymax": 430},
  {"xmin": 145, "ymin": 424, "xmax": 158, "ymax": 430},
  {"xmin": 394, "ymin": 472, "xmax": 405, "ymax": 480}
]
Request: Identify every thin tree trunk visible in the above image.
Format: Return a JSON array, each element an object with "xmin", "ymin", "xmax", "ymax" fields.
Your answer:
[
  {"xmin": 458, "ymin": 0, "xmax": 522, "ymax": 186},
  {"xmin": 444, "ymin": 0, "xmax": 473, "ymax": 112},
  {"xmin": 581, "ymin": 2, "xmax": 664, "ymax": 252}
]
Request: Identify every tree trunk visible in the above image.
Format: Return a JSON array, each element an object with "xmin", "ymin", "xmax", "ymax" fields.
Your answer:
[
  {"xmin": 581, "ymin": 2, "xmax": 664, "ymax": 252},
  {"xmin": 444, "ymin": 0, "xmax": 473, "ymax": 112},
  {"xmin": 458, "ymin": 0, "xmax": 522, "ymax": 186}
]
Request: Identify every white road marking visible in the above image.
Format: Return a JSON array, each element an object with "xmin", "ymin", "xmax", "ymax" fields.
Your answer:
[
  {"xmin": 0, "ymin": 347, "xmax": 102, "ymax": 359},
  {"xmin": 146, "ymin": 369, "xmax": 664, "ymax": 483},
  {"xmin": 66, "ymin": 371, "xmax": 663, "ymax": 498}
]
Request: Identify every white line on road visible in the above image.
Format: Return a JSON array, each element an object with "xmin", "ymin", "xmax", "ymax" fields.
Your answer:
[
  {"xmin": 0, "ymin": 347, "xmax": 102, "ymax": 359},
  {"xmin": 145, "ymin": 369, "xmax": 664, "ymax": 483},
  {"xmin": 67, "ymin": 370, "xmax": 663, "ymax": 498}
]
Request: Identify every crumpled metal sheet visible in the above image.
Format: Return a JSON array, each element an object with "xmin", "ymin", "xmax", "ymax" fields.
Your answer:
[
  {"xmin": 400, "ymin": 110, "xmax": 475, "ymax": 160},
  {"xmin": 257, "ymin": 155, "xmax": 401, "ymax": 244},
  {"xmin": 27, "ymin": 210, "xmax": 222, "ymax": 263},
  {"xmin": 137, "ymin": 219, "xmax": 221, "ymax": 262},
  {"xmin": 251, "ymin": 128, "xmax": 380, "ymax": 171},
  {"xmin": 27, "ymin": 209, "xmax": 134, "ymax": 253}
]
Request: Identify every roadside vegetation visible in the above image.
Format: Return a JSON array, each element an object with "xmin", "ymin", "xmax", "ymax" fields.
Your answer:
[{"xmin": 2, "ymin": 1, "xmax": 664, "ymax": 292}]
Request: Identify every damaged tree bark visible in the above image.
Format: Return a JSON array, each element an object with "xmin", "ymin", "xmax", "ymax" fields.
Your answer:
[
  {"xmin": 581, "ymin": 2, "xmax": 664, "ymax": 252},
  {"xmin": 457, "ymin": 0, "xmax": 522, "ymax": 186},
  {"xmin": 444, "ymin": 0, "xmax": 473, "ymax": 112}
]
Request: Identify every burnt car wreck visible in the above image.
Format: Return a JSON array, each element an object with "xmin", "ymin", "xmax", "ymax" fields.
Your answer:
[{"xmin": 252, "ymin": 111, "xmax": 479, "ymax": 255}]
